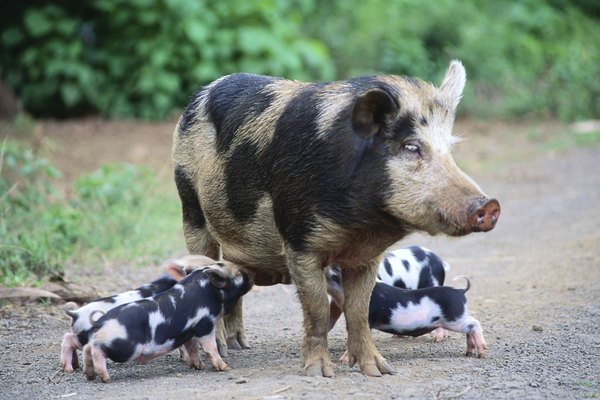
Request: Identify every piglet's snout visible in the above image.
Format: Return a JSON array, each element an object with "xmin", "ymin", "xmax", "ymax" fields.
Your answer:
[{"xmin": 467, "ymin": 198, "xmax": 500, "ymax": 232}]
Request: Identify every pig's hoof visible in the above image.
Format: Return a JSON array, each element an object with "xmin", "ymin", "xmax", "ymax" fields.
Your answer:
[
  {"xmin": 303, "ymin": 360, "xmax": 335, "ymax": 378},
  {"xmin": 358, "ymin": 358, "xmax": 396, "ymax": 377},
  {"xmin": 217, "ymin": 343, "xmax": 228, "ymax": 358},
  {"xmin": 227, "ymin": 338, "xmax": 242, "ymax": 350},
  {"xmin": 227, "ymin": 332, "xmax": 250, "ymax": 350},
  {"xmin": 85, "ymin": 372, "xmax": 95, "ymax": 381},
  {"xmin": 100, "ymin": 376, "xmax": 110, "ymax": 383},
  {"xmin": 188, "ymin": 359, "xmax": 204, "ymax": 370},
  {"xmin": 361, "ymin": 363, "xmax": 383, "ymax": 377},
  {"xmin": 431, "ymin": 328, "xmax": 447, "ymax": 343}
]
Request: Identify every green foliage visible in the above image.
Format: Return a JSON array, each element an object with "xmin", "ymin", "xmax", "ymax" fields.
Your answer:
[
  {"xmin": 0, "ymin": 141, "xmax": 68, "ymax": 286},
  {"xmin": 0, "ymin": 142, "xmax": 182, "ymax": 286},
  {"xmin": 1, "ymin": 0, "xmax": 598, "ymax": 121},
  {"xmin": 0, "ymin": 0, "xmax": 334, "ymax": 119},
  {"xmin": 304, "ymin": 0, "xmax": 600, "ymax": 121}
]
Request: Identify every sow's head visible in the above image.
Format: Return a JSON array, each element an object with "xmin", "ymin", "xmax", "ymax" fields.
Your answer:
[{"xmin": 354, "ymin": 60, "xmax": 500, "ymax": 236}]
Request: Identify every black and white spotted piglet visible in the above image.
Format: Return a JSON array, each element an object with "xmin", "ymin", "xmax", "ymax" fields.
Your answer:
[
  {"xmin": 367, "ymin": 276, "xmax": 486, "ymax": 358},
  {"xmin": 328, "ymin": 246, "xmax": 451, "ymax": 340},
  {"xmin": 60, "ymin": 255, "xmax": 222, "ymax": 372},
  {"xmin": 83, "ymin": 263, "xmax": 253, "ymax": 383},
  {"xmin": 377, "ymin": 246, "xmax": 450, "ymax": 289}
]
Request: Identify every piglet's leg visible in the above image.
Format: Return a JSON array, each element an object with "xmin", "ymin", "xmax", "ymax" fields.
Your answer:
[
  {"xmin": 198, "ymin": 333, "xmax": 230, "ymax": 372},
  {"xmin": 431, "ymin": 327, "xmax": 448, "ymax": 343},
  {"xmin": 82, "ymin": 344, "xmax": 95, "ymax": 381},
  {"xmin": 60, "ymin": 332, "xmax": 81, "ymax": 372},
  {"xmin": 182, "ymin": 338, "xmax": 204, "ymax": 370},
  {"xmin": 90, "ymin": 342, "xmax": 111, "ymax": 383},
  {"xmin": 451, "ymin": 317, "xmax": 486, "ymax": 358}
]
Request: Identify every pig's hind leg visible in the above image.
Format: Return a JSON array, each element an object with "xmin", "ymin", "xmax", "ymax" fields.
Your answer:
[
  {"xmin": 182, "ymin": 338, "xmax": 204, "ymax": 370},
  {"xmin": 89, "ymin": 341, "xmax": 111, "ymax": 383},
  {"xmin": 82, "ymin": 344, "xmax": 95, "ymax": 381},
  {"xmin": 464, "ymin": 317, "xmax": 487, "ymax": 358},
  {"xmin": 446, "ymin": 316, "xmax": 487, "ymax": 358}
]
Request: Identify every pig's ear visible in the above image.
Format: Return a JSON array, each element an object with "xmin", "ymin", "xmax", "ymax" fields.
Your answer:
[
  {"xmin": 352, "ymin": 88, "xmax": 399, "ymax": 138},
  {"xmin": 204, "ymin": 269, "xmax": 227, "ymax": 289},
  {"xmin": 439, "ymin": 60, "xmax": 466, "ymax": 111}
]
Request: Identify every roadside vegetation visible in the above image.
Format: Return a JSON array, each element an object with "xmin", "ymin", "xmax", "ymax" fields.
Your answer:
[
  {"xmin": 0, "ymin": 139, "xmax": 182, "ymax": 286},
  {"xmin": 1, "ymin": 0, "xmax": 598, "ymax": 121},
  {"xmin": 1, "ymin": 0, "xmax": 599, "ymax": 286}
]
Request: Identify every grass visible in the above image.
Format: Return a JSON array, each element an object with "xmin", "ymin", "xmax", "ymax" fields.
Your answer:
[{"xmin": 0, "ymin": 141, "xmax": 184, "ymax": 287}]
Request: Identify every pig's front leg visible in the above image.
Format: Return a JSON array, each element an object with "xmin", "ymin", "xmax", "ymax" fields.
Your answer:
[
  {"xmin": 215, "ymin": 318, "xmax": 228, "ymax": 357},
  {"xmin": 288, "ymin": 252, "xmax": 335, "ymax": 378},
  {"xmin": 431, "ymin": 327, "xmax": 448, "ymax": 342},
  {"xmin": 198, "ymin": 332, "xmax": 230, "ymax": 371},
  {"xmin": 60, "ymin": 332, "xmax": 80, "ymax": 371},
  {"xmin": 342, "ymin": 261, "xmax": 395, "ymax": 377},
  {"xmin": 217, "ymin": 300, "xmax": 249, "ymax": 357}
]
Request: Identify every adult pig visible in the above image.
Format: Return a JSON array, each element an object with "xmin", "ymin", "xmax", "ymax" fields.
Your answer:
[{"xmin": 172, "ymin": 60, "xmax": 500, "ymax": 377}]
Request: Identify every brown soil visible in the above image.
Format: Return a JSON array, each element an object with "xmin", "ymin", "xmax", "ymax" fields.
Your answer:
[{"xmin": 0, "ymin": 117, "xmax": 598, "ymax": 399}]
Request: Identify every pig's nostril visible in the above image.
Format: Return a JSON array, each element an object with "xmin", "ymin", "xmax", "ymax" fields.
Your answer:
[{"xmin": 469, "ymin": 198, "xmax": 501, "ymax": 231}]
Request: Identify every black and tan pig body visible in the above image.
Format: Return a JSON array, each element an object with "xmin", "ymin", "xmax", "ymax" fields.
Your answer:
[{"xmin": 172, "ymin": 62, "xmax": 500, "ymax": 377}]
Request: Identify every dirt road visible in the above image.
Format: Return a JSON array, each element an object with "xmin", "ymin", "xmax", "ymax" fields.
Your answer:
[{"xmin": 1, "ymin": 121, "xmax": 598, "ymax": 399}]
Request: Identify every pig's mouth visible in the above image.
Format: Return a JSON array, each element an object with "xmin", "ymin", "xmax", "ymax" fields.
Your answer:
[
  {"xmin": 436, "ymin": 212, "xmax": 472, "ymax": 237},
  {"xmin": 435, "ymin": 197, "xmax": 501, "ymax": 236}
]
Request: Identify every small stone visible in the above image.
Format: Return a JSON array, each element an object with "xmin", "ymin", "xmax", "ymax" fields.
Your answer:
[
  {"xmin": 532, "ymin": 325, "xmax": 544, "ymax": 332},
  {"xmin": 236, "ymin": 378, "xmax": 248, "ymax": 384},
  {"xmin": 529, "ymin": 382, "xmax": 540, "ymax": 388}
]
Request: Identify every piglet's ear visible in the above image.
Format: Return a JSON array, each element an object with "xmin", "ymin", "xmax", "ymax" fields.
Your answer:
[
  {"xmin": 352, "ymin": 88, "xmax": 399, "ymax": 138},
  {"xmin": 163, "ymin": 260, "xmax": 187, "ymax": 281},
  {"xmin": 204, "ymin": 269, "xmax": 227, "ymax": 289}
]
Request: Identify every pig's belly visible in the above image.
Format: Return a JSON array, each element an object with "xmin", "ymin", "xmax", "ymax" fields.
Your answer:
[{"xmin": 206, "ymin": 195, "xmax": 291, "ymax": 285}]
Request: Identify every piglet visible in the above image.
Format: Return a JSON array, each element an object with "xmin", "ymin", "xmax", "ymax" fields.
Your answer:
[
  {"xmin": 83, "ymin": 262, "xmax": 253, "ymax": 383},
  {"xmin": 328, "ymin": 246, "xmax": 451, "ymax": 341},
  {"xmin": 331, "ymin": 275, "xmax": 487, "ymax": 360},
  {"xmin": 377, "ymin": 246, "xmax": 450, "ymax": 289},
  {"xmin": 60, "ymin": 255, "xmax": 220, "ymax": 372}
]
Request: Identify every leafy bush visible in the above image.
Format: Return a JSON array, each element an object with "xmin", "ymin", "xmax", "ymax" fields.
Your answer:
[
  {"xmin": 0, "ymin": 0, "xmax": 334, "ymax": 119},
  {"xmin": 0, "ymin": 141, "xmax": 183, "ymax": 286},
  {"xmin": 1, "ymin": 0, "xmax": 598, "ymax": 121}
]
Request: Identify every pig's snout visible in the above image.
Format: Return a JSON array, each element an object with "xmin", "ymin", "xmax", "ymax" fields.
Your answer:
[{"xmin": 468, "ymin": 198, "xmax": 500, "ymax": 232}]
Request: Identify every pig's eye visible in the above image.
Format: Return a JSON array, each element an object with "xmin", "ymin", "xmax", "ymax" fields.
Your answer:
[{"xmin": 403, "ymin": 143, "xmax": 420, "ymax": 154}]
